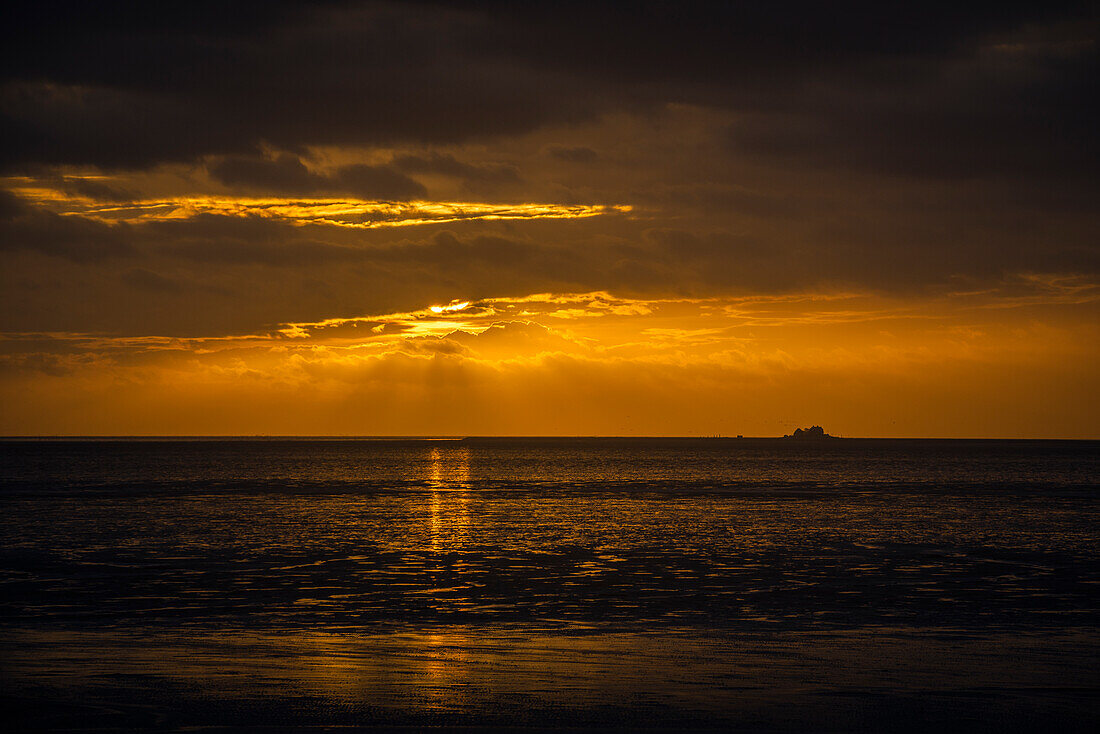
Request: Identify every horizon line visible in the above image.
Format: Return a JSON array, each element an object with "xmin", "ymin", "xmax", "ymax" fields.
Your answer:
[{"xmin": 1, "ymin": 434, "xmax": 1097, "ymax": 442}]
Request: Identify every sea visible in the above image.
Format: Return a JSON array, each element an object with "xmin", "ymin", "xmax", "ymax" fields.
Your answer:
[{"xmin": 1, "ymin": 438, "xmax": 1098, "ymax": 732}]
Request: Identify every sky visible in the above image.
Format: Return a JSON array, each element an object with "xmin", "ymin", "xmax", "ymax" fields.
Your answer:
[{"xmin": 1, "ymin": 1, "xmax": 1097, "ymax": 437}]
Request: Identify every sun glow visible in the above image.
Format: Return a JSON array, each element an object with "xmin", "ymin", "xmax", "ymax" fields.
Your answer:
[
  {"xmin": 1, "ymin": 287, "xmax": 1097, "ymax": 437},
  {"xmin": 430, "ymin": 301, "xmax": 471, "ymax": 314}
]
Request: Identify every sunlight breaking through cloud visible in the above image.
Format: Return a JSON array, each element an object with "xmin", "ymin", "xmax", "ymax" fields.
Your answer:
[
  {"xmin": 1, "ymin": 287, "xmax": 1097, "ymax": 437},
  {"xmin": 4, "ymin": 181, "xmax": 633, "ymax": 229}
]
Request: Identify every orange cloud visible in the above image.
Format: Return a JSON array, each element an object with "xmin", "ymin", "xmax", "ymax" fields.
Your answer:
[
  {"xmin": 3, "ymin": 179, "xmax": 633, "ymax": 230},
  {"xmin": 2, "ymin": 288, "xmax": 1097, "ymax": 437}
]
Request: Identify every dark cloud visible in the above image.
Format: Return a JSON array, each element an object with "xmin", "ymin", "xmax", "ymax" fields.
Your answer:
[
  {"xmin": 138, "ymin": 213, "xmax": 364, "ymax": 266},
  {"xmin": 0, "ymin": 3, "xmax": 596, "ymax": 169},
  {"xmin": 1, "ymin": 201, "xmax": 1096, "ymax": 338},
  {"xmin": 388, "ymin": 231, "xmax": 533, "ymax": 266},
  {"xmin": 168, "ymin": 238, "xmax": 362, "ymax": 268},
  {"xmin": 728, "ymin": 50, "xmax": 1099, "ymax": 181},
  {"xmin": 334, "ymin": 164, "xmax": 429, "ymax": 200},
  {"xmin": 0, "ymin": 189, "xmax": 24, "ymax": 220},
  {"xmin": 470, "ymin": 1, "xmax": 1094, "ymax": 82},
  {"xmin": 392, "ymin": 152, "xmax": 521, "ymax": 184},
  {"xmin": 2, "ymin": 0, "xmax": 1094, "ymax": 181},
  {"xmin": 0, "ymin": 207, "xmax": 133, "ymax": 262},
  {"xmin": 120, "ymin": 268, "xmax": 184, "ymax": 293},
  {"xmin": 1, "ymin": 1, "xmax": 1097, "ymax": 340},
  {"xmin": 547, "ymin": 146, "xmax": 598, "ymax": 163},
  {"xmin": 208, "ymin": 154, "xmax": 427, "ymax": 199},
  {"xmin": 144, "ymin": 213, "xmax": 289, "ymax": 242},
  {"xmin": 209, "ymin": 154, "xmax": 320, "ymax": 194}
]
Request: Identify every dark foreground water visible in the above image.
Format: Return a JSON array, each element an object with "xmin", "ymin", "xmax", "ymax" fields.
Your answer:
[{"xmin": 1, "ymin": 438, "xmax": 1098, "ymax": 732}]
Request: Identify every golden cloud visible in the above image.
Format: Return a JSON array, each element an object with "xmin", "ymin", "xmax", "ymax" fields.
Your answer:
[{"xmin": 4, "ymin": 179, "xmax": 633, "ymax": 229}]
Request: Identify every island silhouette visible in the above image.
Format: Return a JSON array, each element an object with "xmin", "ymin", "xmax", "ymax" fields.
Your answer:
[{"xmin": 783, "ymin": 426, "xmax": 836, "ymax": 439}]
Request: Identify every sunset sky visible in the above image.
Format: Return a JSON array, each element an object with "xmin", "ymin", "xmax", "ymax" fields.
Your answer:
[{"xmin": 1, "ymin": 1, "xmax": 1097, "ymax": 437}]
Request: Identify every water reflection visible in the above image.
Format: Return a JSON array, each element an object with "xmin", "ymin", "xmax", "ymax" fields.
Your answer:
[
  {"xmin": 423, "ymin": 448, "xmax": 475, "ymax": 707},
  {"xmin": 426, "ymin": 446, "xmax": 471, "ymax": 552},
  {"xmin": 427, "ymin": 445, "xmax": 470, "ymax": 488},
  {"xmin": 421, "ymin": 630, "xmax": 473, "ymax": 712}
]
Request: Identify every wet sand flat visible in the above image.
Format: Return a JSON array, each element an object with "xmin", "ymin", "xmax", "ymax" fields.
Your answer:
[{"xmin": 5, "ymin": 626, "xmax": 1099, "ymax": 732}]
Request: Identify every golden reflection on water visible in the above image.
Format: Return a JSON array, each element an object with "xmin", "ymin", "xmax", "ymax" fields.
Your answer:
[
  {"xmin": 422, "ymin": 631, "xmax": 473, "ymax": 711},
  {"xmin": 425, "ymin": 448, "xmax": 474, "ymax": 706},
  {"xmin": 289, "ymin": 446, "xmax": 476, "ymax": 707},
  {"xmin": 426, "ymin": 446, "xmax": 471, "ymax": 552},
  {"xmin": 281, "ymin": 631, "xmax": 476, "ymax": 711}
]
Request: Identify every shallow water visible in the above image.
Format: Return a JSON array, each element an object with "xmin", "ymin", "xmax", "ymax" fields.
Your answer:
[{"xmin": 2, "ymin": 439, "xmax": 1098, "ymax": 731}]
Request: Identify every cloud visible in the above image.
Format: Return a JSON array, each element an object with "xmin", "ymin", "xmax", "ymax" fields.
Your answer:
[
  {"xmin": 1, "ymin": 2, "xmax": 599, "ymax": 169},
  {"xmin": 727, "ymin": 46, "xmax": 1099, "ymax": 182},
  {"xmin": 8, "ymin": 179, "xmax": 629, "ymax": 230},
  {"xmin": 333, "ymin": 163, "xmax": 429, "ymax": 199},
  {"xmin": 208, "ymin": 154, "xmax": 427, "ymax": 199},
  {"xmin": 208, "ymin": 154, "xmax": 321, "ymax": 194},
  {"xmin": 32, "ymin": 174, "xmax": 138, "ymax": 203},
  {"xmin": 120, "ymin": 267, "xmax": 185, "ymax": 293},
  {"xmin": 2, "ymin": 293, "xmax": 1097, "ymax": 437},
  {"xmin": 1, "ymin": 1, "xmax": 1097, "ymax": 357},
  {"xmin": 3, "ymin": 1, "xmax": 1093, "ymax": 180},
  {"xmin": 0, "ymin": 205, "xmax": 133, "ymax": 262},
  {"xmin": 0, "ymin": 188, "xmax": 24, "ymax": 219},
  {"xmin": 547, "ymin": 146, "xmax": 598, "ymax": 163},
  {"xmin": 391, "ymin": 152, "xmax": 521, "ymax": 184},
  {"xmin": 169, "ymin": 238, "xmax": 362, "ymax": 268}
]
